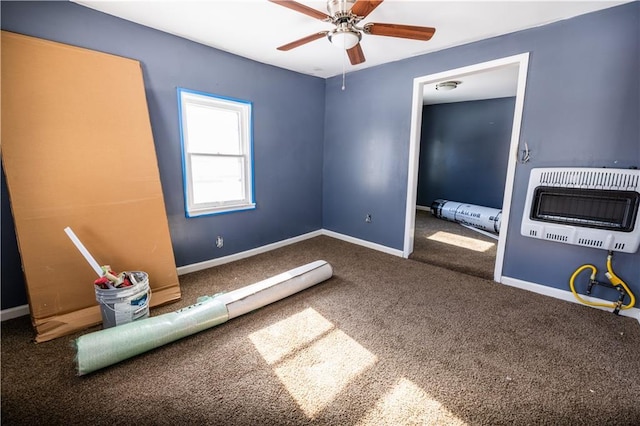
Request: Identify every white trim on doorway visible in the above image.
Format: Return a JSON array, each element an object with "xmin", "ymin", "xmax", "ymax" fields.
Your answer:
[{"xmin": 402, "ymin": 53, "xmax": 530, "ymax": 285}]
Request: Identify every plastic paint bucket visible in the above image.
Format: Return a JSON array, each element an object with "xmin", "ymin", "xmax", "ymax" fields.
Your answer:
[{"xmin": 95, "ymin": 271, "xmax": 150, "ymax": 328}]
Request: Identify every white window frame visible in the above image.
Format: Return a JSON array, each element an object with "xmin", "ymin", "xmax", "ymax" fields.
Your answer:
[{"xmin": 177, "ymin": 88, "xmax": 255, "ymax": 217}]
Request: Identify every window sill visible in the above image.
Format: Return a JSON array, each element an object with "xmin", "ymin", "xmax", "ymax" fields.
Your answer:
[{"xmin": 186, "ymin": 203, "xmax": 256, "ymax": 218}]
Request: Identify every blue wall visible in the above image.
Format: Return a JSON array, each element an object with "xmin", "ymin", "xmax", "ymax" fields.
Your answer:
[
  {"xmin": 323, "ymin": 2, "xmax": 639, "ymax": 303},
  {"xmin": 417, "ymin": 98, "xmax": 516, "ymax": 209},
  {"xmin": 0, "ymin": 1, "xmax": 325, "ymax": 308},
  {"xmin": 1, "ymin": 164, "xmax": 27, "ymax": 310}
]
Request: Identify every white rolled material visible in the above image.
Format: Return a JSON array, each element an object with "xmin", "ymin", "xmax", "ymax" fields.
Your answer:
[
  {"xmin": 75, "ymin": 260, "xmax": 333, "ymax": 375},
  {"xmin": 431, "ymin": 199, "xmax": 502, "ymax": 234},
  {"xmin": 216, "ymin": 260, "xmax": 333, "ymax": 319}
]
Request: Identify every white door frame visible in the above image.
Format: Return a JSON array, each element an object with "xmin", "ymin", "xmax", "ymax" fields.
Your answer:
[{"xmin": 402, "ymin": 53, "xmax": 530, "ymax": 283}]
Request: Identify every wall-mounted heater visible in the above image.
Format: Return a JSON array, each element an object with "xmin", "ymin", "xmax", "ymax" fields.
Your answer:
[{"xmin": 521, "ymin": 168, "xmax": 640, "ymax": 253}]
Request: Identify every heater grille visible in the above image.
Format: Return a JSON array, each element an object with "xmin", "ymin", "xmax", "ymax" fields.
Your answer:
[
  {"xmin": 614, "ymin": 242, "xmax": 626, "ymax": 250},
  {"xmin": 521, "ymin": 168, "xmax": 640, "ymax": 253},
  {"xmin": 532, "ymin": 187, "xmax": 638, "ymax": 231},
  {"xmin": 578, "ymin": 238, "xmax": 604, "ymax": 248},
  {"xmin": 537, "ymin": 169, "xmax": 639, "ymax": 189},
  {"xmin": 546, "ymin": 233, "xmax": 568, "ymax": 242}
]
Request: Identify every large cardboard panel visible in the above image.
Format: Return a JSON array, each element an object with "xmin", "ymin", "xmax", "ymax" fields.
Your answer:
[{"xmin": 1, "ymin": 31, "xmax": 181, "ymax": 342}]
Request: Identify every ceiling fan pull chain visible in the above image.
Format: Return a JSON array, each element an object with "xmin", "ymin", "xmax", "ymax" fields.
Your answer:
[{"xmin": 342, "ymin": 36, "xmax": 346, "ymax": 91}]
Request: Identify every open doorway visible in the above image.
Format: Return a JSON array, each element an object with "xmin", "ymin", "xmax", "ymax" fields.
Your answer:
[
  {"xmin": 411, "ymin": 65, "xmax": 518, "ymax": 280},
  {"xmin": 403, "ymin": 54, "xmax": 530, "ymax": 283}
]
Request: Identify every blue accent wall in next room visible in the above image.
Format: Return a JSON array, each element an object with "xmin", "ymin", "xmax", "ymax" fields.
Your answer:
[
  {"xmin": 323, "ymin": 2, "xmax": 639, "ymax": 304},
  {"xmin": 1, "ymin": 1, "xmax": 325, "ymax": 308},
  {"xmin": 416, "ymin": 98, "xmax": 516, "ymax": 210}
]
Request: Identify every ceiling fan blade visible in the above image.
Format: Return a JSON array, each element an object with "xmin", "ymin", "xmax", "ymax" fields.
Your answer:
[
  {"xmin": 351, "ymin": 0, "xmax": 384, "ymax": 19},
  {"xmin": 277, "ymin": 31, "xmax": 329, "ymax": 51},
  {"xmin": 268, "ymin": 0, "xmax": 331, "ymax": 21},
  {"xmin": 347, "ymin": 43, "xmax": 366, "ymax": 65},
  {"xmin": 364, "ymin": 23, "xmax": 436, "ymax": 41}
]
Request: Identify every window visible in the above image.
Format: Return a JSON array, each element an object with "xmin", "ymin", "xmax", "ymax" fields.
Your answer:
[{"xmin": 177, "ymin": 88, "xmax": 255, "ymax": 217}]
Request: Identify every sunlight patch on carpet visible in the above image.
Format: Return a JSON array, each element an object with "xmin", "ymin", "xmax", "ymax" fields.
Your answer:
[
  {"xmin": 248, "ymin": 307, "xmax": 334, "ymax": 365},
  {"xmin": 427, "ymin": 231, "xmax": 495, "ymax": 252},
  {"xmin": 357, "ymin": 377, "xmax": 468, "ymax": 425},
  {"xmin": 249, "ymin": 308, "xmax": 378, "ymax": 418}
]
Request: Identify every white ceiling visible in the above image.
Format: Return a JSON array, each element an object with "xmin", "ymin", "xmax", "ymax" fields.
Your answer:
[
  {"xmin": 422, "ymin": 63, "xmax": 519, "ymax": 104},
  {"xmin": 73, "ymin": 0, "xmax": 628, "ymax": 79}
]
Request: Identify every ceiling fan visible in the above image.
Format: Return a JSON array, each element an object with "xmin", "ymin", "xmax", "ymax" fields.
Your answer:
[{"xmin": 269, "ymin": 0, "xmax": 436, "ymax": 65}]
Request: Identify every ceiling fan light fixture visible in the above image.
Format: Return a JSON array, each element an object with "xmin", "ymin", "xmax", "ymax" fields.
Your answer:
[
  {"xmin": 328, "ymin": 28, "xmax": 361, "ymax": 50},
  {"xmin": 435, "ymin": 81, "xmax": 461, "ymax": 91}
]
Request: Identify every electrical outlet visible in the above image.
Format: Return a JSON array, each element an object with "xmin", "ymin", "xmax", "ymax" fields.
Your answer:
[
  {"xmin": 365, "ymin": 214, "xmax": 372, "ymax": 223},
  {"xmin": 216, "ymin": 236, "xmax": 224, "ymax": 248}
]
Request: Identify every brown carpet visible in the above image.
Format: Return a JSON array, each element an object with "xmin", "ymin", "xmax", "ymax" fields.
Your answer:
[
  {"xmin": 410, "ymin": 210, "xmax": 497, "ymax": 280},
  {"xmin": 2, "ymin": 236, "xmax": 640, "ymax": 425}
]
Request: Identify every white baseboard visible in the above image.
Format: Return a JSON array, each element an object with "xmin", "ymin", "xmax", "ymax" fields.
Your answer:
[
  {"xmin": 2, "ymin": 229, "xmax": 401, "ymax": 319},
  {"xmin": 177, "ymin": 228, "xmax": 404, "ymax": 275},
  {"xmin": 460, "ymin": 223, "xmax": 500, "ymax": 241},
  {"xmin": 0, "ymin": 304, "xmax": 30, "ymax": 322},
  {"xmin": 177, "ymin": 230, "xmax": 323, "ymax": 275},
  {"xmin": 8, "ymin": 234, "xmax": 636, "ymax": 326},
  {"xmin": 321, "ymin": 229, "xmax": 404, "ymax": 257},
  {"xmin": 501, "ymin": 276, "xmax": 640, "ymax": 323},
  {"xmin": 416, "ymin": 205, "xmax": 431, "ymax": 212}
]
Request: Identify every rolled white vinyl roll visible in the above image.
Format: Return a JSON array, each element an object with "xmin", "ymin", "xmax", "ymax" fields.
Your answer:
[
  {"xmin": 431, "ymin": 199, "xmax": 502, "ymax": 234},
  {"xmin": 216, "ymin": 260, "xmax": 333, "ymax": 320}
]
